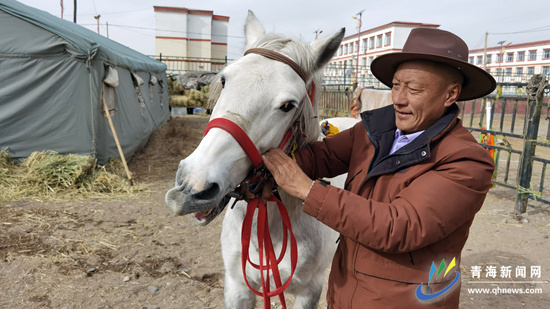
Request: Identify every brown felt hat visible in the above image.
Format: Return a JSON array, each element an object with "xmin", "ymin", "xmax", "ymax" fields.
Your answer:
[{"xmin": 370, "ymin": 28, "xmax": 496, "ymax": 101}]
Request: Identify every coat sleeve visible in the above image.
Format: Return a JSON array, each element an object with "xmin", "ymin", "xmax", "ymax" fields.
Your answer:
[
  {"xmin": 302, "ymin": 141, "xmax": 495, "ymax": 254},
  {"xmin": 295, "ymin": 121, "xmax": 362, "ymax": 180}
]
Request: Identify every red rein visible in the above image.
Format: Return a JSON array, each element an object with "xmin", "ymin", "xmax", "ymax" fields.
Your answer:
[
  {"xmin": 204, "ymin": 119, "xmax": 297, "ymax": 308},
  {"xmin": 202, "ymin": 48, "xmax": 314, "ymax": 309}
]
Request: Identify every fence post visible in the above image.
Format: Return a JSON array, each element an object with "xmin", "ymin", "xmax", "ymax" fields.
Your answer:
[{"xmin": 515, "ymin": 74, "xmax": 548, "ymax": 213}]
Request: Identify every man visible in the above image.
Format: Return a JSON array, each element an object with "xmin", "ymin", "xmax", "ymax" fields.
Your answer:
[{"xmin": 263, "ymin": 28, "xmax": 496, "ymax": 308}]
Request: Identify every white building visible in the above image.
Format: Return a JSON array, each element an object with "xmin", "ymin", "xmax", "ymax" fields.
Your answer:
[
  {"xmin": 469, "ymin": 40, "xmax": 550, "ymax": 84},
  {"xmin": 154, "ymin": 6, "xmax": 229, "ymax": 72},
  {"xmin": 325, "ymin": 21, "xmax": 439, "ymax": 88}
]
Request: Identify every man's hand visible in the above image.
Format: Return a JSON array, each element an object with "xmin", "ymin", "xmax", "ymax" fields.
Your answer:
[{"xmin": 262, "ymin": 148, "xmax": 313, "ymax": 200}]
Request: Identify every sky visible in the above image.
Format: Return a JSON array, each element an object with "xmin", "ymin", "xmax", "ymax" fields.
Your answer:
[{"xmin": 15, "ymin": 0, "xmax": 550, "ymax": 60}]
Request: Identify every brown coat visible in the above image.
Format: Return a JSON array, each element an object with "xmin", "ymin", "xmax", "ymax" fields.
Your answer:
[{"xmin": 297, "ymin": 104, "xmax": 495, "ymax": 308}]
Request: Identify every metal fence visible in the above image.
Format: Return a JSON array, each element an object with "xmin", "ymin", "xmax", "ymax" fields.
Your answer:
[
  {"xmin": 152, "ymin": 55, "xmax": 230, "ymax": 74},
  {"xmin": 460, "ymin": 75, "xmax": 550, "ymax": 212},
  {"xmin": 318, "ymin": 86, "xmax": 353, "ymax": 119}
]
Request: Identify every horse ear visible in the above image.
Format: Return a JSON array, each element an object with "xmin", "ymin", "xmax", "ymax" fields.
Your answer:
[
  {"xmin": 244, "ymin": 10, "xmax": 266, "ymax": 50},
  {"xmin": 310, "ymin": 28, "xmax": 345, "ymax": 72}
]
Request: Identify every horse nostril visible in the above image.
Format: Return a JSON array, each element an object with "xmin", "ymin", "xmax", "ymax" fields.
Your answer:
[{"xmin": 193, "ymin": 182, "xmax": 221, "ymax": 201}]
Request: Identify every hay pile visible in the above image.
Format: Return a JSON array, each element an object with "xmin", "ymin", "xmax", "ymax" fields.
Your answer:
[
  {"xmin": 168, "ymin": 78, "xmax": 210, "ymax": 108},
  {"xmin": 0, "ymin": 150, "xmax": 145, "ymax": 201}
]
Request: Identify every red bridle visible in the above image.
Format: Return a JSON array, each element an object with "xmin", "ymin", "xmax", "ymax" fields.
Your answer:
[{"xmin": 203, "ymin": 48, "xmax": 314, "ymax": 309}]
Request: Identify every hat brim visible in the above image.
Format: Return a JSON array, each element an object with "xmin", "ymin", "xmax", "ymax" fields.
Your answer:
[{"xmin": 370, "ymin": 53, "xmax": 496, "ymax": 101}]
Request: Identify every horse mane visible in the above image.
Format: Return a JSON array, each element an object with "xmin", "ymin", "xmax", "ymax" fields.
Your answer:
[{"xmin": 207, "ymin": 33, "xmax": 322, "ymax": 149}]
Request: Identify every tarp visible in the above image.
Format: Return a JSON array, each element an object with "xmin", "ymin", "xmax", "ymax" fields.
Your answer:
[{"xmin": 0, "ymin": 0, "xmax": 169, "ymax": 164}]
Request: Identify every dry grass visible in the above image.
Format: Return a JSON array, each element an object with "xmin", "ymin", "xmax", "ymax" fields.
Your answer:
[{"xmin": 0, "ymin": 151, "xmax": 146, "ymax": 202}]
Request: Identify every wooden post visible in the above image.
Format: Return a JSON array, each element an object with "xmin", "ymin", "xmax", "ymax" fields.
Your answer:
[
  {"xmin": 102, "ymin": 97, "xmax": 134, "ymax": 185},
  {"xmin": 515, "ymin": 75, "xmax": 547, "ymax": 213}
]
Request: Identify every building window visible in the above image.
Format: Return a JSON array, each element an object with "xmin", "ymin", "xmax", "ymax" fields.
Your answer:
[
  {"xmin": 369, "ymin": 37, "xmax": 375, "ymax": 49},
  {"xmin": 505, "ymin": 68, "xmax": 512, "ymax": 75},
  {"xmin": 527, "ymin": 67, "xmax": 534, "ymax": 75},
  {"xmin": 517, "ymin": 51, "xmax": 525, "ymax": 61},
  {"xmin": 350, "ymin": 42, "xmax": 354, "ymax": 53},
  {"xmin": 496, "ymin": 54, "xmax": 503, "ymax": 63},
  {"xmin": 363, "ymin": 39, "xmax": 368, "ymax": 53},
  {"xmin": 469, "ymin": 57, "xmax": 474, "ymax": 64},
  {"xmin": 496, "ymin": 68, "xmax": 501, "ymax": 76},
  {"xmin": 344, "ymin": 44, "xmax": 348, "ymax": 54},
  {"xmin": 361, "ymin": 57, "xmax": 366, "ymax": 67},
  {"xmin": 384, "ymin": 32, "xmax": 391, "ymax": 46},
  {"xmin": 376, "ymin": 35, "xmax": 382, "ymax": 48},
  {"xmin": 528, "ymin": 50, "xmax": 536, "ymax": 60},
  {"xmin": 506, "ymin": 53, "xmax": 514, "ymax": 62},
  {"xmin": 338, "ymin": 46, "xmax": 342, "ymax": 56},
  {"xmin": 368, "ymin": 56, "xmax": 374, "ymax": 66},
  {"xmin": 544, "ymin": 49, "xmax": 550, "ymax": 59},
  {"xmin": 476, "ymin": 56, "xmax": 483, "ymax": 65},
  {"xmin": 516, "ymin": 67, "xmax": 523, "ymax": 75},
  {"xmin": 486, "ymin": 55, "xmax": 492, "ymax": 64},
  {"xmin": 543, "ymin": 66, "xmax": 550, "ymax": 75}
]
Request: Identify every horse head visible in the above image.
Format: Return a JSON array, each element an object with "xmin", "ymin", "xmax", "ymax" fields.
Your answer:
[{"xmin": 165, "ymin": 11, "xmax": 344, "ymax": 225}]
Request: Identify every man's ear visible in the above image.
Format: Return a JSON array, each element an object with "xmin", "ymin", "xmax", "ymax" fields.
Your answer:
[{"xmin": 444, "ymin": 83, "xmax": 462, "ymax": 107}]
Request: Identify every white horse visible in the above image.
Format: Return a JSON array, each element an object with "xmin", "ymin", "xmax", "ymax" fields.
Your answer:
[{"xmin": 166, "ymin": 11, "xmax": 348, "ymax": 308}]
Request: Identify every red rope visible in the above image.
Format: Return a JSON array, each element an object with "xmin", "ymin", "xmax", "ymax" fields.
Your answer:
[{"xmin": 241, "ymin": 196, "xmax": 298, "ymax": 309}]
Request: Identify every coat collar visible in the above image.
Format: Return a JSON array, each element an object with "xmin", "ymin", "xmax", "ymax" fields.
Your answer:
[{"xmin": 360, "ymin": 103, "xmax": 460, "ymax": 177}]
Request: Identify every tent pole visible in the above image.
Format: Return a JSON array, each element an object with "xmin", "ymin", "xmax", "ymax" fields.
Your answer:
[{"xmin": 102, "ymin": 97, "xmax": 134, "ymax": 185}]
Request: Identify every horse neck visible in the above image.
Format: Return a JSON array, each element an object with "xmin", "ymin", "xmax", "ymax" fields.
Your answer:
[{"xmin": 270, "ymin": 190, "xmax": 304, "ymax": 221}]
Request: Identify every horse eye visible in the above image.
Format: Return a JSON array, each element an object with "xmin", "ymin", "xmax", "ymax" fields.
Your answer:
[
  {"xmin": 280, "ymin": 101, "xmax": 297, "ymax": 113},
  {"xmin": 220, "ymin": 75, "xmax": 226, "ymax": 88}
]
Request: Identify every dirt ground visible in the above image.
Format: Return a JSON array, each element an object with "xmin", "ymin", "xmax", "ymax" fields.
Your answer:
[{"xmin": 1, "ymin": 115, "xmax": 549, "ymax": 309}]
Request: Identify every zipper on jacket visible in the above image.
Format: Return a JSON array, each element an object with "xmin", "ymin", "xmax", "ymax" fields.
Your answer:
[{"xmin": 408, "ymin": 251, "xmax": 415, "ymax": 265}]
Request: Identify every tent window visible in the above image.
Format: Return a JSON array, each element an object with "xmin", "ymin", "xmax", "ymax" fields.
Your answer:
[
  {"xmin": 102, "ymin": 66, "xmax": 119, "ymax": 116},
  {"xmin": 131, "ymin": 72, "xmax": 146, "ymax": 116},
  {"xmin": 102, "ymin": 84, "xmax": 116, "ymax": 116},
  {"xmin": 158, "ymin": 78, "xmax": 165, "ymax": 109},
  {"xmin": 148, "ymin": 74, "xmax": 165, "ymax": 109},
  {"xmin": 149, "ymin": 74, "xmax": 158, "ymax": 109}
]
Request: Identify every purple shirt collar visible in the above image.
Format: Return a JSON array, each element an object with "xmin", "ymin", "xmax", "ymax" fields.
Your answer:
[{"xmin": 389, "ymin": 129, "xmax": 425, "ymax": 155}]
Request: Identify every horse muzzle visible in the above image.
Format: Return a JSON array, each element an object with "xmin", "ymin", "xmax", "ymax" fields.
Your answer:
[{"xmin": 165, "ymin": 179, "xmax": 229, "ymax": 225}]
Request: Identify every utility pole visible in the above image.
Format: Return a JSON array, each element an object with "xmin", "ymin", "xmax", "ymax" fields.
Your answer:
[
  {"xmin": 352, "ymin": 9, "xmax": 365, "ymax": 87},
  {"xmin": 94, "ymin": 15, "xmax": 101, "ymax": 34},
  {"xmin": 483, "ymin": 32, "xmax": 488, "ymax": 70},
  {"xmin": 106, "ymin": 21, "xmax": 109, "ymax": 38},
  {"xmin": 73, "ymin": 0, "xmax": 77, "ymax": 23}
]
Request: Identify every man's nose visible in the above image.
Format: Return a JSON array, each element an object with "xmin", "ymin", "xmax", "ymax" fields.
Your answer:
[{"xmin": 392, "ymin": 88, "xmax": 407, "ymax": 105}]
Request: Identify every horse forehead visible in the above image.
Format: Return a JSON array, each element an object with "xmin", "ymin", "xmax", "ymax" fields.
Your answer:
[{"xmin": 229, "ymin": 55, "xmax": 303, "ymax": 84}]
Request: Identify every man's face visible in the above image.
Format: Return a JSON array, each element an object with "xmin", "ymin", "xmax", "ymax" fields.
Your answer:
[{"xmin": 391, "ymin": 61, "xmax": 460, "ymax": 134}]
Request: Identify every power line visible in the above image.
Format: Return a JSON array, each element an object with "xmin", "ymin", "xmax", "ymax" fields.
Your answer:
[
  {"xmin": 80, "ymin": 23, "xmax": 245, "ymax": 39},
  {"xmin": 490, "ymin": 24, "xmax": 550, "ymax": 36}
]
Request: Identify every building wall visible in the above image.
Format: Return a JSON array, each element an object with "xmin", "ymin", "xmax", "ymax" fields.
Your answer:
[
  {"xmin": 212, "ymin": 16, "xmax": 229, "ymax": 61},
  {"xmin": 153, "ymin": 6, "xmax": 229, "ymax": 72}
]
